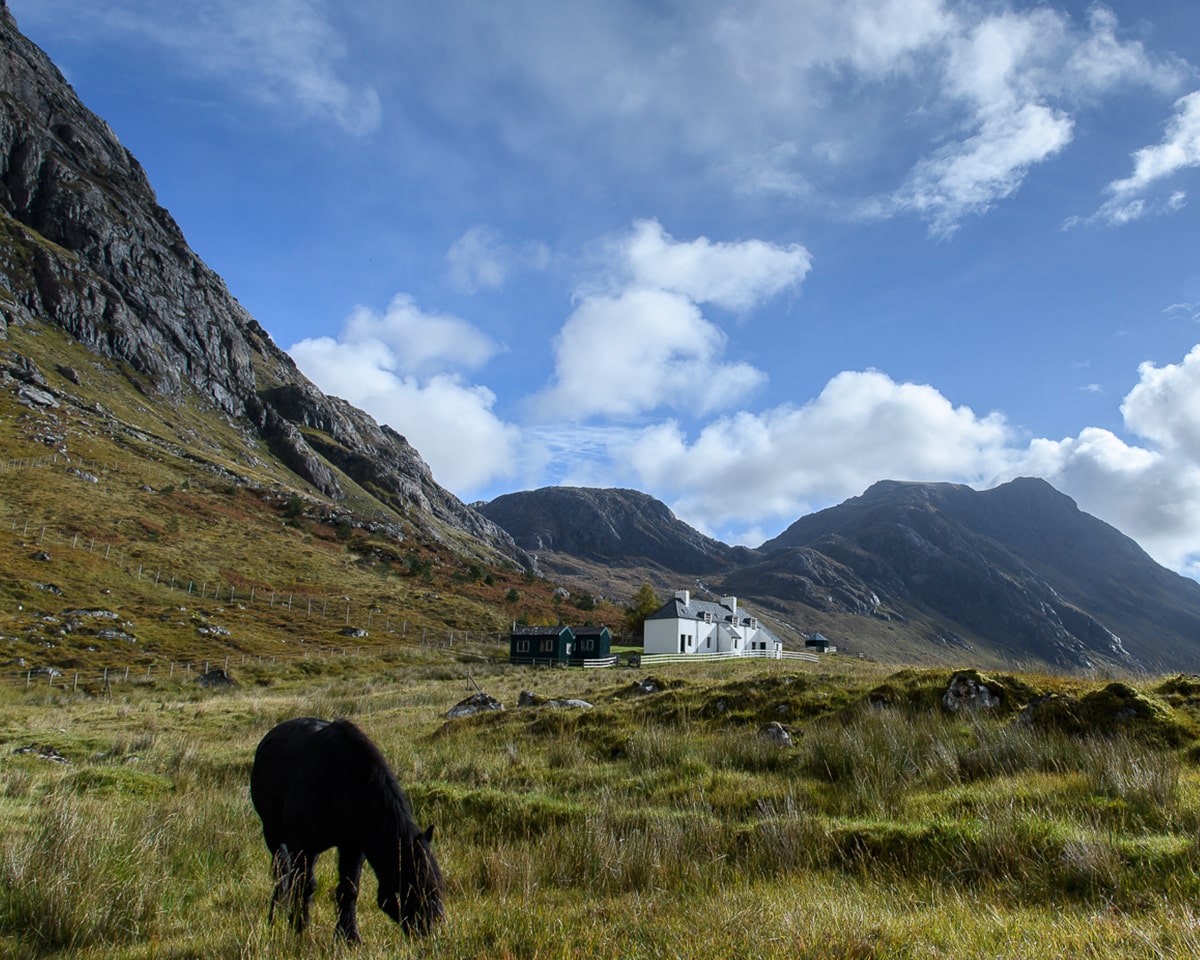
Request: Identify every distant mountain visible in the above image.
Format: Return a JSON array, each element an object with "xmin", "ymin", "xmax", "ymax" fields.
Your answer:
[
  {"xmin": 483, "ymin": 480, "xmax": 1200, "ymax": 671},
  {"xmin": 479, "ymin": 487, "xmax": 744, "ymax": 572},
  {"xmin": 0, "ymin": 3, "xmax": 522, "ymax": 563}
]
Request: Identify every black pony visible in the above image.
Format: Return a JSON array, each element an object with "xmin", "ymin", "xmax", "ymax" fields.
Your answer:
[{"xmin": 250, "ymin": 717, "xmax": 445, "ymax": 941}]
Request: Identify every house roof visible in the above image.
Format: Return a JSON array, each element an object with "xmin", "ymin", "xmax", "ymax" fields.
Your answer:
[
  {"xmin": 647, "ymin": 594, "xmax": 782, "ymax": 646},
  {"xmin": 511, "ymin": 625, "xmax": 573, "ymax": 637},
  {"xmin": 572, "ymin": 625, "xmax": 611, "ymax": 638},
  {"xmin": 646, "ymin": 595, "xmax": 737, "ymax": 624}
]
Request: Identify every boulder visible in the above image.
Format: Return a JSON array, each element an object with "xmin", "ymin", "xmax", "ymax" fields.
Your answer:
[
  {"xmin": 759, "ymin": 721, "xmax": 793, "ymax": 748},
  {"xmin": 943, "ymin": 670, "xmax": 1002, "ymax": 712},
  {"xmin": 446, "ymin": 691, "xmax": 504, "ymax": 719}
]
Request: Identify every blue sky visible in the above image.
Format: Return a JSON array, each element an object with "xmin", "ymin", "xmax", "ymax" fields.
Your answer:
[{"xmin": 14, "ymin": 0, "xmax": 1200, "ymax": 576}]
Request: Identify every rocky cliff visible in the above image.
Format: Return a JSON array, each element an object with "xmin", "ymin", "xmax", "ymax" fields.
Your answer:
[{"xmin": 0, "ymin": 2, "xmax": 522, "ymax": 561}]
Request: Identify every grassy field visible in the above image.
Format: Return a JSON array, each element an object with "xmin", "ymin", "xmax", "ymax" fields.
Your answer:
[{"xmin": 4, "ymin": 653, "xmax": 1200, "ymax": 959}]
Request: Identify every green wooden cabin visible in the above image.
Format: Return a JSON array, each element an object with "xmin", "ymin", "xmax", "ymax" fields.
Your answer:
[
  {"xmin": 509, "ymin": 625, "xmax": 575, "ymax": 664},
  {"xmin": 570, "ymin": 625, "xmax": 612, "ymax": 663}
]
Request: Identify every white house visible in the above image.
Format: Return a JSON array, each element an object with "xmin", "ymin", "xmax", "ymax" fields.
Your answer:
[{"xmin": 643, "ymin": 590, "xmax": 783, "ymax": 657}]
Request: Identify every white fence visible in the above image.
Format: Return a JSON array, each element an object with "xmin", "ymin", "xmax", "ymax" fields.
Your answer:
[{"xmin": 640, "ymin": 650, "xmax": 818, "ymax": 666}]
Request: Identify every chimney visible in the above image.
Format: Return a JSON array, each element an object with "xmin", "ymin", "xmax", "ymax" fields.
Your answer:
[
  {"xmin": 675, "ymin": 589, "xmax": 690, "ymax": 606},
  {"xmin": 721, "ymin": 596, "xmax": 737, "ymax": 615}
]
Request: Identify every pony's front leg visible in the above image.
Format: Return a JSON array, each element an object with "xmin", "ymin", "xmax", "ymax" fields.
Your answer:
[{"xmin": 335, "ymin": 847, "xmax": 365, "ymax": 942}]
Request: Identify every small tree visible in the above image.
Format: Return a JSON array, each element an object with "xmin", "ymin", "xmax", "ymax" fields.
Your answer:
[{"xmin": 624, "ymin": 583, "xmax": 661, "ymax": 641}]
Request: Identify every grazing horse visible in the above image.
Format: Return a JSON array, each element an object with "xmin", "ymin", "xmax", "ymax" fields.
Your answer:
[{"xmin": 250, "ymin": 717, "xmax": 445, "ymax": 941}]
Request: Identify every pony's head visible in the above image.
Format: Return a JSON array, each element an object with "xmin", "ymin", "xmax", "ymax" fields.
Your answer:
[{"xmin": 378, "ymin": 824, "xmax": 445, "ymax": 935}]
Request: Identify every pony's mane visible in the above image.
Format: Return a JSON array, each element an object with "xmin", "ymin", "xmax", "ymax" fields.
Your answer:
[{"xmin": 332, "ymin": 719, "xmax": 417, "ymax": 828}]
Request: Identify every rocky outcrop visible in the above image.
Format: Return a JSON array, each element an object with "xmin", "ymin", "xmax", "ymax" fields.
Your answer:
[{"xmin": 0, "ymin": 3, "xmax": 524, "ymax": 563}]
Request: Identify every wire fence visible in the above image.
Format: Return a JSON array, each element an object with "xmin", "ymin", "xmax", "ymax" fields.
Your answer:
[{"xmin": 0, "ymin": 490, "xmax": 521, "ymax": 686}]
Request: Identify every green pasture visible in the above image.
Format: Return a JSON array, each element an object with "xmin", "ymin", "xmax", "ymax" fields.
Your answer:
[{"xmin": 3, "ymin": 656, "xmax": 1200, "ymax": 959}]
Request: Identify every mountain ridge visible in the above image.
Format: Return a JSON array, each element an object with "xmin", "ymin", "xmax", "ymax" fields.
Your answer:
[{"xmin": 482, "ymin": 479, "xmax": 1200, "ymax": 671}]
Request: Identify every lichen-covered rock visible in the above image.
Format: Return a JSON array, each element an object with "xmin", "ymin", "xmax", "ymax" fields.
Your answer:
[
  {"xmin": 943, "ymin": 670, "xmax": 1003, "ymax": 712},
  {"xmin": 759, "ymin": 721, "xmax": 793, "ymax": 748},
  {"xmin": 446, "ymin": 692, "xmax": 505, "ymax": 719}
]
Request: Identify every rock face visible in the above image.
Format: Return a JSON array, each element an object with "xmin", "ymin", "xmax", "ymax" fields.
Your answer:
[
  {"xmin": 759, "ymin": 478, "xmax": 1200, "ymax": 670},
  {"xmin": 0, "ymin": 3, "xmax": 523, "ymax": 563}
]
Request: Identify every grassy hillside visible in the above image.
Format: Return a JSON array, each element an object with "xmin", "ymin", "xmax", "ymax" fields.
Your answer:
[
  {"xmin": 0, "ymin": 320, "xmax": 618, "ymax": 684},
  {"xmin": 4, "ymin": 657, "xmax": 1200, "ymax": 958}
]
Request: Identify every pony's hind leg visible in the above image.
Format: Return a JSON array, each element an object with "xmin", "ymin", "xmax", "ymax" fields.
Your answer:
[
  {"xmin": 334, "ymin": 847, "xmax": 365, "ymax": 942},
  {"xmin": 283, "ymin": 849, "xmax": 316, "ymax": 933},
  {"xmin": 268, "ymin": 844, "xmax": 292, "ymax": 925}
]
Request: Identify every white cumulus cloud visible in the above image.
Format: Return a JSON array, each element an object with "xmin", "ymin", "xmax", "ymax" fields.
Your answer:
[
  {"xmin": 532, "ymin": 221, "xmax": 809, "ymax": 420},
  {"xmin": 288, "ymin": 295, "xmax": 521, "ymax": 494},
  {"xmin": 618, "ymin": 219, "xmax": 812, "ymax": 312},
  {"xmin": 615, "ymin": 369, "xmax": 1013, "ymax": 533},
  {"xmin": 531, "ymin": 288, "xmax": 767, "ymax": 420}
]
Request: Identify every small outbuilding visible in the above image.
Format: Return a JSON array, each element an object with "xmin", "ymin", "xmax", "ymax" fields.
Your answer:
[
  {"xmin": 805, "ymin": 632, "xmax": 836, "ymax": 653},
  {"xmin": 570, "ymin": 625, "xmax": 613, "ymax": 664}
]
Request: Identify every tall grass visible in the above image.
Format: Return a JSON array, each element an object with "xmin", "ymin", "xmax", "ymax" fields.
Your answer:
[
  {"xmin": 2, "ymin": 663, "xmax": 1200, "ymax": 959},
  {"xmin": 0, "ymin": 795, "xmax": 166, "ymax": 952}
]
